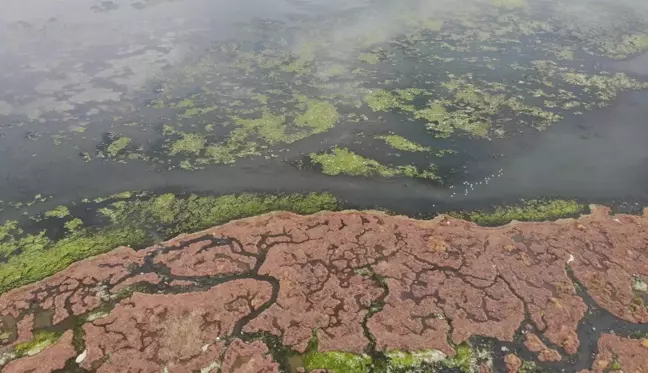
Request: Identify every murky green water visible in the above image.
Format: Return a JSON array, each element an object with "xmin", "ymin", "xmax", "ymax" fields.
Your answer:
[{"xmin": 2, "ymin": 0, "xmax": 648, "ymax": 214}]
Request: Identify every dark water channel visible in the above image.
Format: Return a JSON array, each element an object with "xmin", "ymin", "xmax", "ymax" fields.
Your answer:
[{"xmin": 1, "ymin": 0, "xmax": 648, "ymax": 218}]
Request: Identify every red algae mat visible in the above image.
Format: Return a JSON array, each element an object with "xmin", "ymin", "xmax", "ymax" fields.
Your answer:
[{"xmin": 1, "ymin": 206, "xmax": 647, "ymax": 372}]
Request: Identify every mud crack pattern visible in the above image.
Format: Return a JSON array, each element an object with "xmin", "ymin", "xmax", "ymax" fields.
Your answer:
[{"xmin": 1, "ymin": 206, "xmax": 647, "ymax": 372}]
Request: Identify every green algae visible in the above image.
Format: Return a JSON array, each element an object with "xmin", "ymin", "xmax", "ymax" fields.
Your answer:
[
  {"xmin": 443, "ymin": 344, "xmax": 474, "ymax": 372},
  {"xmin": 295, "ymin": 99, "xmax": 340, "ymax": 134},
  {"xmin": 309, "ymin": 147, "xmax": 438, "ymax": 180},
  {"xmin": 303, "ymin": 351, "xmax": 372, "ymax": 373},
  {"xmin": 0, "ymin": 192, "xmax": 337, "ymax": 294},
  {"xmin": 490, "ymin": 0, "xmax": 526, "ymax": 9},
  {"xmin": 358, "ymin": 53, "xmax": 380, "ymax": 65},
  {"xmin": 44, "ymin": 206, "xmax": 70, "ymax": 219},
  {"xmin": 452, "ymin": 199, "xmax": 586, "ymax": 226},
  {"xmin": 106, "ymin": 136, "xmax": 132, "ymax": 157},
  {"xmin": 51, "ymin": 0, "xmax": 648, "ymax": 181},
  {"xmin": 386, "ymin": 350, "xmax": 446, "ymax": 369},
  {"xmin": 169, "ymin": 133, "xmax": 206, "ymax": 156},
  {"xmin": 589, "ymin": 33, "xmax": 648, "ymax": 59},
  {"xmin": 14, "ymin": 330, "xmax": 60, "ymax": 356},
  {"xmin": 376, "ymin": 134, "xmax": 430, "ymax": 152},
  {"xmin": 64, "ymin": 218, "xmax": 84, "ymax": 232}
]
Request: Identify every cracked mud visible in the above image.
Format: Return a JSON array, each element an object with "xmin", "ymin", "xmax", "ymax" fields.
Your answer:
[{"xmin": 1, "ymin": 206, "xmax": 647, "ymax": 372}]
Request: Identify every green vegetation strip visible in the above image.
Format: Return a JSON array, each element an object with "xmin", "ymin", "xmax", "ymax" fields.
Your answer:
[
  {"xmin": 451, "ymin": 199, "xmax": 586, "ymax": 226},
  {"xmin": 0, "ymin": 192, "xmax": 337, "ymax": 294}
]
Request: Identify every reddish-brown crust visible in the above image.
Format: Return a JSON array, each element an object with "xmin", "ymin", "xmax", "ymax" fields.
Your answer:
[
  {"xmin": 524, "ymin": 333, "xmax": 562, "ymax": 362},
  {"xmin": 578, "ymin": 334, "xmax": 648, "ymax": 373},
  {"xmin": 221, "ymin": 339, "xmax": 280, "ymax": 373},
  {"xmin": 0, "ymin": 207, "xmax": 646, "ymax": 372}
]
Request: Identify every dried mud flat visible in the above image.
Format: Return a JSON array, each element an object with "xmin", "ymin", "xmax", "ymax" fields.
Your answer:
[{"xmin": 1, "ymin": 206, "xmax": 647, "ymax": 373}]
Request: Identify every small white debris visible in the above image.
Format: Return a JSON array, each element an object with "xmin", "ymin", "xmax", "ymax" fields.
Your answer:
[
  {"xmin": 201, "ymin": 344, "xmax": 211, "ymax": 352},
  {"xmin": 76, "ymin": 350, "xmax": 87, "ymax": 364},
  {"xmin": 501, "ymin": 346, "xmax": 509, "ymax": 352},
  {"xmin": 567, "ymin": 254, "xmax": 575, "ymax": 264}
]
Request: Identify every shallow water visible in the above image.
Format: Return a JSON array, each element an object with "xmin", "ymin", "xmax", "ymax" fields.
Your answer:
[{"xmin": 2, "ymin": 0, "xmax": 648, "ymax": 217}]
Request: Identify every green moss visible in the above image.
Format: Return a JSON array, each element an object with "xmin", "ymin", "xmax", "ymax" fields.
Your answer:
[
  {"xmin": 169, "ymin": 133, "xmax": 205, "ymax": 156},
  {"xmin": 0, "ymin": 192, "xmax": 337, "ymax": 294},
  {"xmin": 295, "ymin": 99, "xmax": 340, "ymax": 134},
  {"xmin": 44, "ymin": 206, "xmax": 70, "ymax": 218},
  {"xmin": 303, "ymin": 351, "xmax": 371, "ymax": 373},
  {"xmin": 376, "ymin": 134, "xmax": 431, "ymax": 152},
  {"xmin": 106, "ymin": 137, "xmax": 131, "ymax": 157},
  {"xmin": 14, "ymin": 330, "xmax": 61, "ymax": 356},
  {"xmin": 454, "ymin": 200, "xmax": 586, "ymax": 226}
]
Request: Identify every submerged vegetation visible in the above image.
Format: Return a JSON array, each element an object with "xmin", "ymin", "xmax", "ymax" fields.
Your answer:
[{"xmin": 0, "ymin": 192, "xmax": 337, "ymax": 294}]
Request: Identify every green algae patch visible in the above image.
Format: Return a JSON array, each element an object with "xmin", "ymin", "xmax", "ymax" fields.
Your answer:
[
  {"xmin": 589, "ymin": 33, "xmax": 648, "ymax": 59},
  {"xmin": 453, "ymin": 199, "xmax": 586, "ymax": 227},
  {"xmin": 303, "ymin": 351, "xmax": 372, "ymax": 373},
  {"xmin": 169, "ymin": 133, "xmax": 206, "ymax": 156},
  {"xmin": 310, "ymin": 147, "xmax": 393, "ymax": 177},
  {"xmin": 0, "ymin": 192, "xmax": 337, "ymax": 294},
  {"xmin": 376, "ymin": 134, "xmax": 431, "ymax": 152},
  {"xmin": 309, "ymin": 148, "xmax": 439, "ymax": 180},
  {"xmin": 443, "ymin": 344, "xmax": 474, "ymax": 372},
  {"xmin": 364, "ymin": 88, "xmax": 428, "ymax": 113},
  {"xmin": 14, "ymin": 330, "xmax": 61, "ymax": 356},
  {"xmin": 44, "ymin": 206, "xmax": 70, "ymax": 219},
  {"xmin": 295, "ymin": 99, "xmax": 340, "ymax": 134},
  {"xmin": 106, "ymin": 136, "xmax": 132, "ymax": 157},
  {"xmin": 358, "ymin": 53, "xmax": 380, "ymax": 65},
  {"xmin": 386, "ymin": 350, "xmax": 447, "ymax": 369},
  {"xmin": 490, "ymin": 0, "xmax": 526, "ymax": 9}
]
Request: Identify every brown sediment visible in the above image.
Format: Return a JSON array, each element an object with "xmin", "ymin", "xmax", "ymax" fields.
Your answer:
[{"xmin": 0, "ymin": 206, "xmax": 647, "ymax": 372}]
